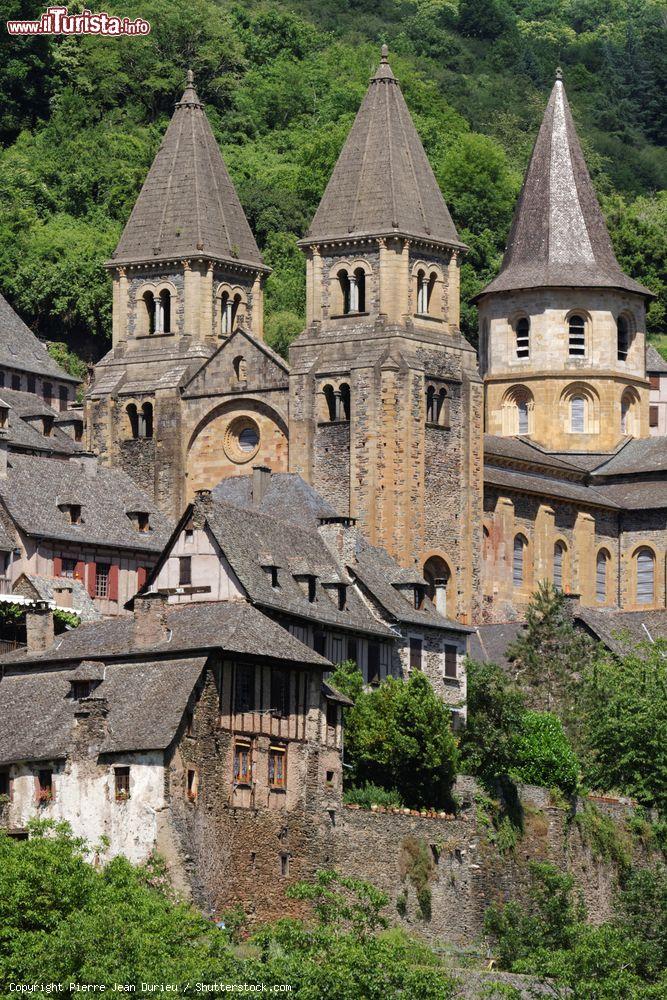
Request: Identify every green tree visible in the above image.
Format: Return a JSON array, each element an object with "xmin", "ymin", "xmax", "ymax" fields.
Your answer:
[
  {"xmin": 329, "ymin": 663, "xmax": 458, "ymax": 809},
  {"xmin": 577, "ymin": 640, "xmax": 667, "ymax": 815},
  {"xmin": 458, "ymin": 659, "xmax": 526, "ymax": 783},
  {"xmin": 512, "ymin": 710, "xmax": 579, "ymax": 793}
]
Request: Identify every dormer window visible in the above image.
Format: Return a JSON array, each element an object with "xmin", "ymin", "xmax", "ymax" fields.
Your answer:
[
  {"xmin": 294, "ymin": 573, "xmax": 317, "ymax": 602},
  {"xmin": 127, "ymin": 511, "xmax": 151, "ymax": 532},
  {"xmin": 0, "ymin": 405, "xmax": 8, "ymax": 429},
  {"xmin": 414, "ymin": 585, "xmax": 426, "ymax": 610},
  {"xmin": 59, "ymin": 502, "xmax": 82, "ymax": 525},
  {"xmin": 308, "ymin": 575, "xmax": 317, "ymax": 603},
  {"xmin": 71, "ymin": 680, "xmax": 99, "ymax": 700},
  {"xmin": 42, "ymin": 416, "xmax": 54, "ymax": 437},
  {"xmin": 337, "ymin": 583, "xmax": 347, "ymax": 611},
  {"xmin": 263, "ymin": 564, "xmax": 280, "ymax": 588}
]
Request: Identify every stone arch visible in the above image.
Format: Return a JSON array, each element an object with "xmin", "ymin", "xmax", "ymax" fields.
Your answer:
[
  {"xmin": 561, "ymin": 383, "xmax": 600, "ymax": 435},
  {"xmin": 328, "ymin": 258, "xmax": 373, "ymax": 317},
  {"xmin": 621, "ymin": 386, "xmax": 641, "ymax": 436},
  {"xmin": 629, "ymin": 543, "xmax": 659, "ymax": 608},
  {"xmin": 595, "ymin": 547, "xmax": 612, "ymax": 605},
  {"xmin": 422, "ymin": 552, "xmax": 455, "ymax": 618},
  {"xmin": 617, "ymin": 310, "xmax": 636, "ymax": 362},
  {"xmin": 135, "ymin": 280, "xmax": 177, "ymax": 336},
  {"xmin": 565, "ymin": 309, "xmax": 591, "ymax": 358},
  {"xmin": 553, "ymin": 538, "xmax": 569, "ymax": 591},
  {"xmin": 501, "ymin": 384, "xmax": 534, "ymax": 435},
  {"xmin": 186, "ymin": 396, "xmax": 288, "ymax": 498},
  {"xmin": 412, "ymin": 260, "xmax": 444, "ymax": 319},
  {"xmin": 216, "ymin": 282, "xmax": 247, "ymax": 336}
]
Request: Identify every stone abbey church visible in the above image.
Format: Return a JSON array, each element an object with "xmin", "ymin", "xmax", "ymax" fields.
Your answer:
[{"xmin": 87, "ymin": 53, "xmax": 666, "ymax": 628}]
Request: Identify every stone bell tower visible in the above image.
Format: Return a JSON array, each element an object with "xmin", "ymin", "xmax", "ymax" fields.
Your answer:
[
  {"xmin": 87, "ymin": 71, "xmax": 270, "ymax": 517},
  {"xmin": 476, "ymin": 69, "xmax": 653, "ymax": 453},
  {"xmin": 289, "ymin": 47, "xmax": 483, "ymax": 624}
]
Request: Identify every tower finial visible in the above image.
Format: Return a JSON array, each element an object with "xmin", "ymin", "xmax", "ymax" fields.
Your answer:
[
  {"xmin": 555, "ymin": 66, "xmax": 563, "ymax": 81},
  {"xmin": 381, "ymin": 43, "xmax": 389, "ymax": 63},
  {"xmin": 187, "ymin": 68, "xmax": 194, "ymax": 85}
]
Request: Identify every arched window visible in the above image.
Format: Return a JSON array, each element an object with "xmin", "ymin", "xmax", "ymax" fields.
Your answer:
[
  {"xmin": 423, "ymin": 556, "xmax": 451, "ymax": 616},
  {"xmin": 570, "ymin": 395, "xmax": 586, "ymax": 433},
  {"xmin": 126, "ymin": 404, "xmax": 139, "ymax": 440},
  {"xmin": 596, "ymin": 549, "xmax": 609, "ymax": 604},
  {"xmin": 322, "ymin": 384, "xmax": 336, "ymax": 422},
  {"xmin": 426, "ymin": 385, "xmax": 436, "ymax": 423},
  {"xmin": 513, "ymin": 534, "xmax": 527, "ymax": 588},
  {"xmin": 139, "ymin": 402, "xmax": 153, "ymax": 440},
  {"xmin": 221, "ymin": 292, "xmax": 233, "ymax": 334},
  {"xmin": 503, "ymin": 386, "xmax": 533, "ymax": 435},
  {"xmin": 338, "ymin": 271, "xmax": 351, "ymax": 315},
  {"xmin": 553, "ymin": 541, "xmax": 566, "ymax": 590},
  {"xmin": 233, "ymin": 356, "xmax": 248, "ymax": 383},
  {"xmin": 517, "ymin": 397, "xmax": 529, "ymax": 434},
  {"xmin": 425, "ymin": 385, "xmax": 449, "ymax": 427},
  {"xmin": 568, "ymin": 315, "xmax": 586, "ymax": 356},
  {"xmin": 352, "ymin": 268, "xmax": 366, "ymax": 313},
  {"xmin": 516, "ymin": 317, "xmax": 530, "ymax": 359},
  {"xmin": 416, "ymin": 269, "xmax": 427, "ymax": 314},
  {"xmin": 636, "ymin": 548, "xmax": 655, "ymax": 605},
  {"xmin": 143, "ymin": 291, "xmax": 156, "ymax": 336},
  {"xmin": 156, "ymin": 289, "xmax": 171, "ymax": 333},
  {"xmin": 617, "ymin": 316, "xmax": 630, "ymax": 361},
  {"xmin": 339, "ymin": 383, "xmax": 351, "ymax": 421},
  {"xmin": 621, "ymin": 389, "xmax": 639, "ymax": 436},
  {"xmin": 621, "ymin": 395, "xmax": 630, "ymax": 433}
]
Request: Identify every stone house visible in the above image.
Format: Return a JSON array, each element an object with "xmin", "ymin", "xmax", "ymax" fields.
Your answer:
[
  {"xmin": 646, "ymin": 344, "xmax": 667, "ymax": 436},
  {"xmin": 0, "ymin": 597, "xmax": 348, "ymax": 918},
  {"xmin": 139, "ymin": 468, "xmax": 470, "ymax": 719},
  {"xmin": 0, "ymin": 449, "xmax": 172, "ymax": 616},
  {"xmin": 0, "ymin": 291, "xmax": 78, "ymax": 409}
]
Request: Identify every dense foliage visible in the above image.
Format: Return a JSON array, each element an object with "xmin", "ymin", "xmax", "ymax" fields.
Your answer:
[
  {"xmin": 0, "ymin": 0, "xmax": 664, "ymax": 362},
  {"xmin": 329, "ymin": 660, "xmax": 458, "ymax": 809},
  {"xmin": 485, "ymin": 860, "xmax": 667, "ymax": 998},
  {"xmin": 0, "ymin": 823, "xmax": 456, "ymax": 998}
]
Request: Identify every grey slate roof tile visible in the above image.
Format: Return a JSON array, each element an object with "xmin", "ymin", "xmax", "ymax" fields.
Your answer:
[
  {"xmin": 0, "ymin": 656, "xmax": 206, "ymax": 764},
  {"xmin": 303, "ymin": 47, "xmax": 463, "ymax": 249},
  {"xmin": 0, "ymin": 600, "xmax": 330, "ymax": 669},
  {"xmin": 213, "ymin": 472, "xmax": 338, "ymax": 528},
  {"xmin": 0, "ymin": 453, "xmax": 172, "ymax": 553},
  {"xmin": 16, "ymin": 574, "xmax": 100, "ymax": 622},
  {"xmin": 477, "ymin": 74, "xmax": 652, "ymax": 299},
  {"xmin": 591, "ymin": 437, "xmax": 667, "ymax": 476},
  {"xmin": 0, "ymin": 387, "xmax": 83, "ymax": 456},
  {"xmin": 0, "ymin": 293, "xmax": 78, "ymax": 383},
  {"xmin": 468, "ymin": 622, "xmax": 526, "ymax": 668},
  {"xmin": 646, "ymin": 344, "xmax": 667, "ymax": 374},
  {"xmin": 110, "ymin": 74, "xmax": 265, "ymax": 270},
  {"xmin": 484, "ymin": 463, "xmax": 618, "ymax": 508},
  {"xmin": 574, "ymin": 608, "xmax": 667, "ymax": 656}
]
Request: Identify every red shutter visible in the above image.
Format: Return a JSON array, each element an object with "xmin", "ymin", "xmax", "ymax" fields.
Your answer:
[
  {"xmin": 87, "ymin": 561, "xmax": 96, "ymax": 598},
  {"xmin": 53, "ymin": 556, "xmax": 62, "ymax": 578},
  {"xmin": 108, "ymin": 564, "xmax": 119, "ymax": 602},
  {"xmin": 74, "ymin": 560, "xmax": 85, "ymax": 583},
  {"xmin": 137, "ymin": 566, "xmax": 147, "ymax": 589}
]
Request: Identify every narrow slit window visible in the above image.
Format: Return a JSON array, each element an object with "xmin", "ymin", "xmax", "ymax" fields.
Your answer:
[
  {"xmin": 568, "ymin": 315, "xmax": 586, "ymax": 356},
  {"xmin": 596, "ymin": 550, "xmax": 608, "ymax": 603},
  {"xmin": 513, "ymin": 535, "xmax": 526, "ymax": 588},
  {"xmin": 516, "ymin": 317, "xmax": 530, "ymax": 358}
]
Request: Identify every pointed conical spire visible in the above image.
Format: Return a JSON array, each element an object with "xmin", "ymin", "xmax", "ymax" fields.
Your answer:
[
  {"xmin": 111, "ymin": 70, "xmax": 264, "ymax": 269},
  {"xmin": 477, "ymin": 70, "xmax": 651, "ymax": 299},
  {"xmin": 303, "ymin": 46, "xmax": 463, "ymax": 247}
]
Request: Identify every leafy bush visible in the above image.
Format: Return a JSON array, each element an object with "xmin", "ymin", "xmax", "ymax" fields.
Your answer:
[
  {"xmin": 343, "ymin": 783, "xmax": 403, "ymax": 809},
  {"xmin": 459, "ymin": 659, "xmax": 526, "ymax": 782},
  {"xmin": 330, "ymin": 663, "xmax": 458, "ymax": 810},
  {"xmin": 511, "ymin": 711, "xmax": 580, "ymax": 794}
]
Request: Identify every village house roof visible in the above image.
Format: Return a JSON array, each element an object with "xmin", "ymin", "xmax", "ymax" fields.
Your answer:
[
  {"xmin": 12, "ymin": 573, "xmax": 100, "ymax": 622},
  {"xmin": 109, "ymin": 71, "xmax": 266, "ymax": 271},
  {"xmin": 0, "ymin": 453, "xmax": 172, "ymax": 553},
  {"xmin": 213, "ymin": 472, "xmax": 338, "ymax": 528},
  {"xmin": 302, "ymin": 46, "xmax": 464, "ymax": 249},
  {"xmin": 0, "ymin": 292, "xmax": 79, "ymax": 383},
  {"xmin": 0, "ymin": 656, "xmax": 208, "ymax": 765},
  {"xmin": 0, "ymin": 600, "xmax": 331, "ymax": 669},
  {"xmin": 646, "ymin": 344, "xmax": 667, "ymax": 374},
  {"xmin": 0, "ymin": 387, "xmax": 83, "ymax": 457},
  {"xmin": 590, "ymin": 437, "xmax": 667, "ymax": 477},
  {"xmin": 476, "ymin": 72, "xmax": 652, "ymax": 300},
  {"xmin": 468, "ymin": 622, "xmax": 525, "ymax": 669}
]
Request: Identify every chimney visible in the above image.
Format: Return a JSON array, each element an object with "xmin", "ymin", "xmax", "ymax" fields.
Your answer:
[
  {"xmin": 133, "ymin": 591, "xmax": 170, "ymax": 648},
  {"xmin": 317, "ymin": 516, "xmax": 359, "ymax": 566},
  {"xmin": 26, "ymin": 600, "xmax": 55, "ymax": 652},
  {"xmin": 192, "ymin": 488, "xmax": 213, "ymax": 529},
  {"xmin": 79, "ymin": 453, "xmax": 98, "ymax": 477},
  {"xmin": 252, "ymin": 466, "xmax": 271, "ymax": 508}
]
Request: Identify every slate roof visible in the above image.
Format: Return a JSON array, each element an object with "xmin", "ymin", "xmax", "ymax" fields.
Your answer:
[
  {"xmin": 484, "ymin": 434, "xmax": 583, "ymax": 475},
  {"xmin": 0, "ymin": 600, "xmax": 330, "ymax": 669},
  {"xmin": 0, "ymin": 453, "xmax": 172, "ymax": 553},
  {"xmin": 0, "ymin": 387, "xmax": 83, "ymax": 456},
  {"xmin": 202, "ymin": 500, "xmax": 395, "ymax": 637},
  {"xmin": 303, "ymin": 46, "xmax": 463, "ymax": 249},
  {"xmin": 0, "ymin": 656, "xmax": 206, "ymax": 765},
  {"xmin": 646, "ymin": 344, "xmax": 667, "ymax": 374},
  {"xmin": 476, "ymin": 73, "xmax": 652, "ymax": 300},
  {"xmin": 468, "ymin": 622, "xmax": 526, "ymax": 668},
  {"xmin": 574, "ymin": 608, "xmax": 667, "ymax": 656},
  {"xmin": 484, "ymin": 463, "xmax": 618, "ymax": 508},
  {"xmin": 0, "ymin": 292, "xmax": 78, "ymax": 383},
  {"xmin": 15, "ymin": 574, "xmax": 100, "ymax": 622},
  {"xmin": 590, "ymin": 437, "xmax": 667, "ymax": 476},
  {"xmin": 0, "ymin": 518, "xmax": 15, "ymax": 552},
  {"xmin": 592, "ymin": 480, "xmax": 667, "ymax": 510},
  {"xmin": 213, "ymin": 472, "xmax": 338, "ymax": 528},
  {"xmin": 110, "ymin": 72, "xmax": 265, "ymax": 270}
]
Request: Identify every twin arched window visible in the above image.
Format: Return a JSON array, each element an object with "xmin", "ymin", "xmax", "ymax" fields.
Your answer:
[
  {"xmin": 416, "ymin": 270, "xmax": 437, "ymax": 315},
  {"xmin": 221, "ymin": 291, "xmax": 242, "ymax": 334},
  {"xmin": 426, "ymin": 385, "xmax": 449, "ymax": 427},
  {"xmin": 568, "ymin": 315, "xmax": 586, "ymax": 357},
  {"xmin": 338, "ymin": 268, "xmax": 366, "ymax": 315},
  {"xmin": 322, "ymin": 383, "xmax": 350, "ymax": 422},
  {"xmin": 127, "ymin": 402, "xmax": 153, "ymax": 440},
  {"xmin": 143, "ymin": 289, "xmax": 171, "ymax": 335}
]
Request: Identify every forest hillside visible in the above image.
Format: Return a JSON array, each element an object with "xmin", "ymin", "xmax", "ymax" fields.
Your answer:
[{"xmin": 0, "ymin": 0, "xmax": 664, "ymax": 370}]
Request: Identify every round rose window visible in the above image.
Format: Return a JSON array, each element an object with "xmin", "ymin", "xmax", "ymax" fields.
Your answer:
[{"xmin": 224, "ymin": 416, "xmax": 261, "ymax": 463}]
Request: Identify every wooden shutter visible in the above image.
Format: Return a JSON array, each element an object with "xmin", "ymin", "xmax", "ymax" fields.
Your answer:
[
  {"xmin": 53, "ymin": 556, "xmax": 62, "ymax": 577},
  {"xmin": 636, "ymin": 550, "xmax": 655, "ymax": 605},
  {"xmin": 444, "ymin": 645, "xmax": 458, "ymax": 679},
  {"xmin": 87, "ymin": 561, "xmax": 96, "ymax": 598},
  {"xmin": 649, "ymin": 405, "xmax": 659, "ymax": 427},
  {"xmin": 108, "ymin": 564, "xmax": 119, "ymax": 602},
  {"xmin": 74, "ymin": 560, "xmax": 85, "ymax": 582},
  {"xmin": 137, "ymin": 566, "xmax": 147, "ymax": 589}
]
